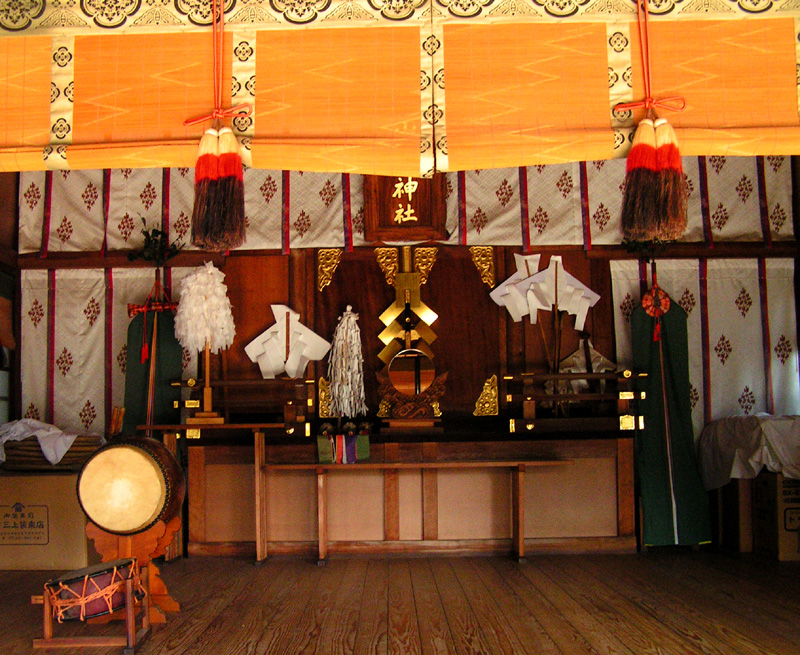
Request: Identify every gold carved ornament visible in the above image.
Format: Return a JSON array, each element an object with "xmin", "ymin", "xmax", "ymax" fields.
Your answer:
[
  {"xmin": 374, "ymin": 248, "xmax": 398, "ymax": 286},
  {"xmin": 317, "ymin": 377, "xmax": 331, "ymax": 418},
  {"xmin": 413, "ymin": 247, "xmax": 438, "ymax": 285},
  {"xmin": 469, "ymin": 246, "xmax": 495, "ymax": 287},
  {"xmin": 317, "ymin": 249, "xmax": 342, "ymax": 291},
  {"xmin": 473, "ymin": 375, "xmax": 499, "ymax": 416}
]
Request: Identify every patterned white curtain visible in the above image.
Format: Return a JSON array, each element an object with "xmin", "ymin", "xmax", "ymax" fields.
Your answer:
[
  {"xmin": 20, "ymin": 267, "xmax": 198, "ymax": 435},
  {"xmin": 287, "ymin": 172, "xmax": 345, "ymax": 249},
  {"xmin": 20, "ymin": 271, "xmax": 49, "ymax": 423},
  {"xmin": 17, "ymin": 156, "xmax": 793, "ymax": 252},
  {"xmin": 241, "ymin": 168, "xmax": 283, "ymax": 251},
  {"xmin": 611, "ymin": 258, "xmax": 799, "ymax": 439},
  {"xmin": 764, "ymin": 259, "xmax": 800, "ymax": 413}
]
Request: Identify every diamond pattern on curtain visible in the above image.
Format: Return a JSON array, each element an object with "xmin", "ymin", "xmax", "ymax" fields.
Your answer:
[
  {"xmin": 612, "ymin": 258, "xmax": 798, "ymax": 439},
  {"xmin": 18, "ymin": 156, "xmax": 792, "ymax": 253}
]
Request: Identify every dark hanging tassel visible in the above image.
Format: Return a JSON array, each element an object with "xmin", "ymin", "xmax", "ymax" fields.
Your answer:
[
  {"xmin": 191, "ymin": 128, "xmax": 219, "ymax": 249},
  {"xmin": 621, "ymin": 118, "xmax": 658, "ymax": 241},
  {"xmin": 211, "ymin": 126, "xmax": 246, "ymax": 250},
  {"xmin": 654, "ymin": 118, "xmax": 687, "ymax": 241}
]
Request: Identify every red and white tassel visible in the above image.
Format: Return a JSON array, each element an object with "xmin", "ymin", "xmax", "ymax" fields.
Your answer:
[
  {"xmin": 654, "ymin": 117, "xmax": 687, "ymax": 241},
  {"xmin": 191, "ymin": 128, "xmax": 219, "ymax": 249},
  {"xmin": 621, "ymin": 118, "xmax": 658, "ymax": 241}
]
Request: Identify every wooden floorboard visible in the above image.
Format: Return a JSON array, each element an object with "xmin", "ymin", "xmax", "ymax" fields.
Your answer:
[
  {"xmin": 2, "ymin": 550, "xmax": 799, "ymax": 655},
  {"xmin": 387, "ymin": 560, "xmax": 423, "ymax": 655},
  {"xmin": 352, "ymin": 559, "xmax": 388, "ymax": 655},
  {"xmin": 429, "ymin": 558, "xmax": 494, "ymax": 655},
  {"xmin": 407, "ymin": 559, "xmax": 457, "ymax": 655}
]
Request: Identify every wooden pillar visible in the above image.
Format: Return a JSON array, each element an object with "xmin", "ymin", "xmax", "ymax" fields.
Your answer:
[
  {"xmin": 422, "ymin": 443, "xmax": 438, "ymax": 541},
  {"xmin": 187, "ymin": 446, "xmax": 206, "ymax": 546},
  {"xmin": 737, "ymin": 478, "xmax": 753, "ymax": 553},
  {"xmin": 512, "ymin": 464, "xmax": 525, "ymax": 561},
  {"xmin": 384, "ymin": 443, "xmax": 400, "ymax": 542},
  {"xmin": 162, "ymin": 431, "xmax": 182, "ymax": 560},
  {"xmin": 254, "ymin": 431, "xmax": 268, "ymax": 562},
  {"xmin": 384, "ymin": 470, "xmax": 400, "ymax": 541},
  {"xmin": 317, "ymin": 468, "xmax": 328, "ymax": 563},
  {"xmin": 617, "ymin": 438, "xmax": 636, "ymax": 537}
]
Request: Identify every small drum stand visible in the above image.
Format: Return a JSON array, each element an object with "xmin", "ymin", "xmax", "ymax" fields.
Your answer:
[{"xmin": 31, "ymin": 558, "xmax": 151, "ymax": 654}]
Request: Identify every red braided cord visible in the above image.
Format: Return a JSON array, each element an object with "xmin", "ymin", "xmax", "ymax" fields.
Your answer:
[
  {"xmin": 614, "ymin": 0, "xmax": 686, "ymax": 115},
  {"xmin": 184, "ymin": 0, "xmax": 252, "ymax": 127}
]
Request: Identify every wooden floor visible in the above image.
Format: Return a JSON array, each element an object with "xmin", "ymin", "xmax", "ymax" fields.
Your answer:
[{"xmin": 2, "ymin": 550, "xmax": 799, "ymax": 655}]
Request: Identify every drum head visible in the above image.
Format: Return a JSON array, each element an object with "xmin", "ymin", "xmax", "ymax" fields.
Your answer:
[{"xmin": 78, "ymin": 445, "xmax": 166, "ymax": 534}]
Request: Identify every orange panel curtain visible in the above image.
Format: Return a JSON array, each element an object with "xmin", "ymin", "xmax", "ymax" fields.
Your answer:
[
  {"xmin": 0, "ymin": 36, "xmax": 53, "ymax": 172},
  {"xmin": 251, "ymin": 26, "xmax": 423, "ymax": 176},
  {"xmin": 3, "ymin": 15, "xmax": 800, "ymax": 173}
]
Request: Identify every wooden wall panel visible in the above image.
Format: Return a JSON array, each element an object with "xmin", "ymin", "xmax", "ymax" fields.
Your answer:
[
  {"xmin": 159, "ymin": 246, "xmax": 615, "ymax": 421},
  {"xmin": 423, "ymin": 249, "xmax": 501, "ymax": 413},
  {"xmin": 218, "ymin": 254, "xmax": 290, "ymax": 381}
]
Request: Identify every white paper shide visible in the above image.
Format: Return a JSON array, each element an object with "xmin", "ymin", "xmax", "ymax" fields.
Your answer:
[
  {"xmin": 490, "ymin": 254, "xmax": 600, "ymax": 331},
  {"xmin": 245, "ymin": 304, "xmax": 331, "ymax": 379},
  {"xmin": 174, "ymin": 261, "xmax": 236, "ymax": 353}
]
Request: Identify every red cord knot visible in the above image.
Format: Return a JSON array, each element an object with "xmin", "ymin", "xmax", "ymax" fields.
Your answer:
[
  {"xmin": 615, "ymin": 95, "xmax": 686, "ymax": 114},
  {"xmin": 184, "ymin": 103, "xmax": 253, "ymax": 127}
]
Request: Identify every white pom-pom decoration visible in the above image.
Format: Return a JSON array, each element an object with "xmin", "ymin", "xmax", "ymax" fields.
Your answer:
[
  {"xmin": 175, "ymin": 261, "xmax": 236, "ymax": 353},
  {"xmin": 328, "ymin": 305, "xmax": 367, "ymax": 418}
]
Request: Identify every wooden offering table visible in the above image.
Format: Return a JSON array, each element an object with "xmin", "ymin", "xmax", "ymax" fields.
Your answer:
[{"xmin": 258, "ymin": 457, "xmax": 573, "ymax": 563}]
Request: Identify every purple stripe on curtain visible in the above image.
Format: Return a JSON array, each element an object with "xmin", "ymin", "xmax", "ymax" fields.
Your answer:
[
  {"xmin": 697, "ymin": 157, "xmax": 713, "ymax": 248},
  {"xmin": 282, "ymin": 171, "xmax": 290, "ymax": 255},
  {"xmin": 46, "ymin": 270, "xmax": 56, "ymax": 424},
  {"xmin": 162, "ymin": 169, "xmax": 172, "ymax": 298},
  {"xmin": 457, "ymin": 171, "xmax": 467, "ymax": 245},
  {"xmin": 39, "ymin": 171, "xmax": 53, "ymax": 259},
  {"xmin": 755, "ymin": 157, "xmax": 772, "ymax": 249},
  {"xmin": 699, "ymin": 259, "xmax": 712, "ymax": 424},
  {"xmin": 757, "ymin": 258, "xmax": 775, "ymax": 414},
  {"xmin": 638, "ymin": 259, "xmax": 648, "ymax": 300},
  {"xmin": 579, "ymin": 162, "xmax": 591, "ymax": 251},
  {"xmin": 342, "ymin": 173, "xmax": 353, "ymax": 252},
  {"xmin": 101, "ymin": 169, "xmax": 111, "ymax": 256},
  {"xmin": 518, "ymin": 167, "xmax": 530, "ymax": 254},
  {"xmin": 105, "ymin": 269, "xmax": 114, "ymax": 431}
]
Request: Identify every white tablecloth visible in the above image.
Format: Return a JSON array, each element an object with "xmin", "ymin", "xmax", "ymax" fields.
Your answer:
[{"xmin": 697, "ymin": 414, "xmax": 800, "ymax": 490}]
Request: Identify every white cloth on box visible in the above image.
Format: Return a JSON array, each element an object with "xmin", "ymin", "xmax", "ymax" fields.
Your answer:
[
  {"xmin": 697, "ymin": 414, "xmax": 800, "ymax": 490},
  {"xmin": 0, "ymin": 419, "xmax": 80, "ymax": 465}
]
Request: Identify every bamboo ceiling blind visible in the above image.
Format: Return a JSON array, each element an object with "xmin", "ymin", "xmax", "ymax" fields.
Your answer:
[{"xmin": 2, "ymin": 1, "xmax": 800, "ymax": 175}]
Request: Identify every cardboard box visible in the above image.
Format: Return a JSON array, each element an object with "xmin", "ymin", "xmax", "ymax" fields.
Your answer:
[
  {"xmin": 0, "ymin": 473, "xmax": 98, "ymax": 570},
  {"xmin": 752, "ymin": 471, "xmax": 800, "ymax": 561}
]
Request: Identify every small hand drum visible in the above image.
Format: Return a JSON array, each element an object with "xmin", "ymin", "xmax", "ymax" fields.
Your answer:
[
  {"xmin": 44, "ymin": 558, "xmax": 143, "ymax": 623},
  {"xmin": 33, "ymin": 557, "xmax": 150, "ymax": 652}
]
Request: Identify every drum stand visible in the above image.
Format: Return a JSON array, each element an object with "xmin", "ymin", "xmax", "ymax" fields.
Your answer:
[
  {"xmin": 31, "ymin": 564, "xmax": 151, "ymax": 654},
  {"xmin": 85, "ymin": 517, "xmax": 182, "ymax": 625}
]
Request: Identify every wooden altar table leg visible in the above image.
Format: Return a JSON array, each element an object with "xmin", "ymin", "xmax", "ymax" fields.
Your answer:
[
  {"xmin": 512, "ymin": 464, "xmax": 525, "ymax": 561},
  {"xmin": 617, "ymin": 438, "xmax": 635, "ymax": 540},
  {"xmin": 317, "ymin": 468, "xmax": 328, "ymax": 565},
  {"xmin": 254, "ymin": 431, "xmax": 269, "ymax": 563},
  {"xmin": 384, "ymin": 469, "xmax": 400, "ymax": 542},
  {"xmin": 162, "ymin": 431, "xmax": 182, "ymax": 560},
  {"xmin": 738, "ymin": 478, "xmax": 753, "ymax": 553},
  {"xmin": 422, "ymin": 443, "xmax": 438, "ymax": 542}
]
